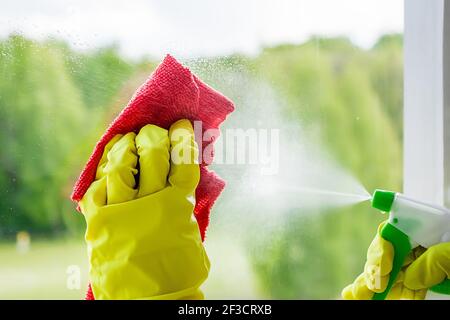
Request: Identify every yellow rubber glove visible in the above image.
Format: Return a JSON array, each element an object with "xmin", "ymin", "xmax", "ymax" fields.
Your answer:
[
  {"xmin": 342, "ymin": 223, "xmax": 427, "ymax": 300},
  {"xmin": 79, "ymin": 119, "xmax": 210, "ymax": 300},
  {"xmin": 403, "ymin": 242, "xmax": 450, "ymax": 291}
]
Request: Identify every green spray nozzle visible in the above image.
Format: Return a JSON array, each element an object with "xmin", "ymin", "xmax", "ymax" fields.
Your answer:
[{"xmin": 371, "ymin": 189, "xmax": 395, "ymax": 212}]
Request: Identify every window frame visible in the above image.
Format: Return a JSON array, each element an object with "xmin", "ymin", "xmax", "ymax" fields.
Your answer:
[{"xmin": 403, "ymin": 0, "xmax": 449, "ymax": 206}]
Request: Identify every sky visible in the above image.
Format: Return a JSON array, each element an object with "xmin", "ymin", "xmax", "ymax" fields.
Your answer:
[{"xmin": 0, "ymin": 0, "xmax": 403, "ymax": 59}]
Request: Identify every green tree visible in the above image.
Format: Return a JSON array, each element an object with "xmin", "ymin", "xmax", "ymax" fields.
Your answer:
[
  {"xmin": 64, "ymin": 45, "xmax": 135, "ymax": 110},
  {"xmin": 248, "ymin": 36, "xmax": 403, "ymax": 298},
  {"xmin": 0, "ymin": 36, "xmax": 86, "ymax": 234},
  {"xmin": 0, "ymin": 36, "xmax": 137, "ymax": 235}
]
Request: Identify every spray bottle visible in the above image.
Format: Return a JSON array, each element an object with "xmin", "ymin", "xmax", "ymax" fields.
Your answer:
[{"xmin": 370, "ymin": 189, "xmax": 450, "ymax": 299}]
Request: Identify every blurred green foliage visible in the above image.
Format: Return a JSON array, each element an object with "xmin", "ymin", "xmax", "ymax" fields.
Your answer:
[
  {"xmin": 248, "ymin": 36, "xmax": 402, "ymax": 298},
  {"xmin": 189, "ymin": 36, "xmax": 402, "ymax": 299},
  {"xmin": 0, "ymin": 34, "xmax": 402, "ymax": 299},
  {"xmin": 0, "ymin": 35, "xmax": 136, "ymax": 236}
]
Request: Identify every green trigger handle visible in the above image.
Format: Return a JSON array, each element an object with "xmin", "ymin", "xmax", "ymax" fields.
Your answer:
[
  {"xmin": 372, "ymin": 223, "xmax": 411, "ymax": 300},
  {"xmin": 372, "ymin": 223, "xmax": 450, "ymax": 300}
]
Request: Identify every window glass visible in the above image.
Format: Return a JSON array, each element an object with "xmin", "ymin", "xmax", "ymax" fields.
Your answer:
[{"xmin": 0, "ymin": 0, "xmax": 403, "ymax": 299}]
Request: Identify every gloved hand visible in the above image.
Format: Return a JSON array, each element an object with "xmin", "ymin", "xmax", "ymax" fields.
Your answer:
[
  {"xmin": 342, "ymin": 222, "xmax": 428, "ymax": 300},
  {"xmin": 79, "ymin": 119, "xmax": 210, "ymax": 300},
  {"xmin": 403, "ymin": 242, "xmax": 450, "ymax": 292}
]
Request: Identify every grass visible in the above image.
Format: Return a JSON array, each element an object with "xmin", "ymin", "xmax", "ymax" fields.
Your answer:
[
  {"xmin": 2, "ymin": 234, "xmax": 445, "ymax": 300},
  {"xmin": 0, "ymin": 238, "xmax": 88, "ymax": 299},
  {"xmin": 0, "ymin": 233, "xmax": 264, "ymax": 299}
]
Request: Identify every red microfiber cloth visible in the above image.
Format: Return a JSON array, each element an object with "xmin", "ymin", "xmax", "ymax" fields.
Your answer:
[{"xmin": 71, "ymin": 54, "xmax": 234, "ymax": 300}]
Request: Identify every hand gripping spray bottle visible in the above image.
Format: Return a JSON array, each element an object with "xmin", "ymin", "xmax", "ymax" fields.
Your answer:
[{"xmin": 371, "ymin": 189, "xmax": 450, "ymax": 300}]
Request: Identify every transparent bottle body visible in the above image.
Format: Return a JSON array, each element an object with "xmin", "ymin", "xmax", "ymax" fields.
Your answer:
[{"xmin": 389, "ymin": 194, "xmax": 450, "ymax": 248}]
